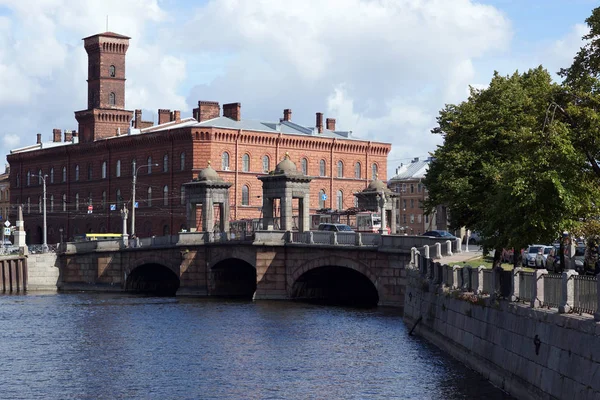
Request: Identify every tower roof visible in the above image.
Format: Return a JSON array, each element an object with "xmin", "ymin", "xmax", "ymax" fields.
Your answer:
[{"xmin": 82, "ymin": 31, "xmax": 131, "ymax": 40}]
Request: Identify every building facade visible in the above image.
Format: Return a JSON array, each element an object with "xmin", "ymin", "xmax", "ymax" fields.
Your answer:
[
  {"xmin": 388, "ymin": 157, "xmax": 448, "ymax": 235},
  {"xmin": 0, "ymin": 165, "xmax": 10, "ymax": 225},
  {"xmin": 7, "ymin": 31, "xmax": 391, "ymax": 244}
]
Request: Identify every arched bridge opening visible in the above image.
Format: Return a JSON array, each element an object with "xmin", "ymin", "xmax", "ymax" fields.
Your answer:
[
  {"xmin": 292, "ymin": 266, "xmax": 379, "ymax": 308},
  {"xmin": 210, "ymin": 259, "xmax": 256, "ymax": 299},
  {"xmin": 126, "ymin": 263, "xmax": 180, "ymax": 296}
]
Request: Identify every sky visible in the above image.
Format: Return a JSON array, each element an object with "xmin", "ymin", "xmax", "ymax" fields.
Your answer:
[{"xmin": 0, "ymin": 0, "xmax": 597, "ymax": 177}]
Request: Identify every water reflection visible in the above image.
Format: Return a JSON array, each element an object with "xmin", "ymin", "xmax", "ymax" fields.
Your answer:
[{"xmin": 0, "ymin": 294, "xmax": 512, "ymax": 399}]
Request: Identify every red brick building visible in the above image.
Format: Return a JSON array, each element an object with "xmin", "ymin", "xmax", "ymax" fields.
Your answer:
[{"xmin": 7, "ymin": 32, "xmax": 391, "ymax": 244}]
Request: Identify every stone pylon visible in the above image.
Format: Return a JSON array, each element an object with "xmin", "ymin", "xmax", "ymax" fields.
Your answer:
[{"xmin": 14, "ymin": 205, "xmax": 27, "ymax": 248}]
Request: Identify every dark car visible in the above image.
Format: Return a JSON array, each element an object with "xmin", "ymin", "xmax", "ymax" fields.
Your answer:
[{"xmin": 422, "ymin": 230, "xmax": 457, "ymax": 240}]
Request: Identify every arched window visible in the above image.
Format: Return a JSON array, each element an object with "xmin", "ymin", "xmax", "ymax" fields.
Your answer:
[
  {"xmin": 354, "ymin": 196, "xmax": 359, "ymax": 208},
  {"xmin": 74, "ymin": 165, "xmax": 79, "ymax": 181},
  {"xmin": 15, "ymin": 175, "xmax": 19, "ymax": 188},
  {"xmin": 109, "ymin": 92, "xmax": 116, "ymax": 106},
  {"xmin": 319, "ymin": 190, "xmax": 326, "ymax": 209},
  {"xmin": 62, "ymin": 167, "xmax": 67, "ymax": 182},
  {"xmin": 102, "ymin": 191, "xmax": 106, "ymax": 209},
  {"xmin": 26, "ymin": 171, "xmax": 30, "ymax": 186},
  {"xmin": 116, "ymin": 189, "xmax": 122, "ymax": 208},
  {"xmin": 163, "ymin": 154, "xmax": 168, "ymax": 172},
  {"xmin": 221, "ymin": 152, "xmax": 230, "ymax": 170},
  {"xmin": 49, "ymin": 168, "xmax": 54, "ymax": 183},
  {"xmin": 75, "ymin": 193, "xmax": 79, "ymax": 211},
  {"xmin": 87, "ymin": 164, "xmax": 92, "ymax": 180},
  {"xmin": 62, "ymin": 194, "xmax": 67, "ymax": 212},
  {"xmin": 262, "ymin": 155, "xmax": 270, "ymax": 172},
  {"xmin": 371, "ymin": 163, "xmax": 378, "ymax": 180},
  {"xmin": 319, "ymin": 160, "xmax": 326, "ymax": 177},
  {"xmin": 336, "ymin": 190, "xmax": 343, "ymax": 210},
  {"xmin": 109, "ymin": 65, "xmax": 116, "ymax": 77},
  {"xmin": 163, "ymin": 185, "xmax": 168, "ymax": 206},
  {"xmin": 38, "ymin": 170, "xmax": 42, "ymax": 185},
  {"xmin": 38, "ymin": 196, "xmax": 42, "ymax": 213},
  {"xmin": 147, "ymin": 187, "xmax": 152, "ymax": 206},
  {"xmin": 180, "ymin": 152, "xmax": 185, "ymax": 171},
  {"xmin": 101, "ymin": 161, "xmax": 107, "ymax": 179},
  {"xmin": 337, "ymin": 161, "xmax": 343, "ymax": 178},
  {"xmin": 180, "ymin": 186, "xmax": 185, "ymax": 205},
  {"xmin": 301, "ymin": 158, "xmax": 308, "ymax": 175},
  {"xmin": 242, "ymin": 154, "xmax": 250, "ymax": 172},
  {"xmin": 147, "ymin": 157, "xmax": 152, "ymax": 174},
  {"xmin": 116, "ymin": 160, "xmax": 121, "ymax": 177},
  {"xmin": 354, "ymin": 162, "xmax": 361, "ymax": 179},
  {"xmin": 242, "ymin": 185, "xmax": 249, "ymax": 205},
  {"xmin": 27, "ymin": 197, "xmax": 30, "ymax": 214}
]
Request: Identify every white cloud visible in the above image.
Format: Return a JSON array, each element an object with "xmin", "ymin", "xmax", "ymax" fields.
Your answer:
[{"xmin": 3, "ymin": 133, "xmax": 20, "ymax": 149}]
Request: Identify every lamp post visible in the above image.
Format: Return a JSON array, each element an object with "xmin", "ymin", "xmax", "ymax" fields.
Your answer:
[
  {"xmin": 42, "ymin": 174, "xmax": 48, "ymax": 252},
  {"xmin": 131, "ymin": 163, "xmax": 158, "ymax": 238}
]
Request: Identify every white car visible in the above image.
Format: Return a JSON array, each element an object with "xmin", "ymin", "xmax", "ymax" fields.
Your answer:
[{"xmin": 523, "ymin": 245, "xmax": 553, "ymax": 268}]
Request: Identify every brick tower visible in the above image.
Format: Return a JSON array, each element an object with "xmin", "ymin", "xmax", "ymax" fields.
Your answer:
[{"xmin": 75, "ymin": 32, "xmax": 133, "ymax": 143}]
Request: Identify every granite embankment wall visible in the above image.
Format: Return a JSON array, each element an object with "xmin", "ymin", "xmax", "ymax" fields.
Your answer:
[
  {"xmin": 404, "ymin": 267, "xmax": 600, "ymax": 400},
  {"xmin": 26, "ymin": 253, "xmax": 59, "ymax": 291}
]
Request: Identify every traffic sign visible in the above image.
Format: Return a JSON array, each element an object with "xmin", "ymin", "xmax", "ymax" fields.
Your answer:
[
  {"xmin": 4, "ymin": 220, "xmax": 10, "ymax": 227},
  {"xmin": 3, "ymin": 228, "xmax": 10, "ymax": 236},
  {"xmin": 87, "ymin": 205, "xmax": 93, "ymax": 214},
  {"xmin": 134, "ymin": 202, "xmax": 139, "ymax": 209},
  {"xmin": 110, "ymin": 204, "xmax": 116, "ymax": 211},
  {"xmin": 321, "ymin": 193, "xmax": 327, "ymax": 201}
]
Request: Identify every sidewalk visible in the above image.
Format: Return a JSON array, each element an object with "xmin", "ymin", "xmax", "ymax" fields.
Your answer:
[{"xmin": 440, "ymin": 245, "xmax": 483, "ymax": 263}]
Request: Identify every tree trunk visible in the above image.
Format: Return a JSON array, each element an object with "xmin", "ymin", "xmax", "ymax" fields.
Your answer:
[{"xmin": 493, "ymin": 246, "xmax": 502, "ymax": 268}]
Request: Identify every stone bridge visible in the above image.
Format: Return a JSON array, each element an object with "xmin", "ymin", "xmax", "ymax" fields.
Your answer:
[{"xmin": 56, "ymin": 231, "xmax": 460, "ymax": 307}]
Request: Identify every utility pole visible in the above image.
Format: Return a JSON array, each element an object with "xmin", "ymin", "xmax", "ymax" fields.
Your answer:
[{"xmin": 131, "ymin": 163, "xmax": 158, "ymax": 237}]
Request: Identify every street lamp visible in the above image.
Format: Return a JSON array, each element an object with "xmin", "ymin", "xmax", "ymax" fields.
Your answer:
[
  {"xmin": 41, "ymin": 174, "xmax": 48, "ymax": 252},
  {"xmin": 131, "ymin": 163, "xmax": 158, "ymax": 237}
]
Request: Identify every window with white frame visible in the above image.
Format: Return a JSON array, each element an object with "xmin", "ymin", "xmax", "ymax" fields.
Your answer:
[
  {"xmin": 354, "ymin": 162, "xmax": 361, "ymax": 179},
  {"xmin": 62, "ymin": 194, "xmax": 67, "ymax": 212},
  {"xmin": 180, "ymin": 186, "xmax": 185, "ymax": 205},
  {"xmin": 50, "ymin": 168, "xmax": 54, "ymax": 183},
  {"xmin": 242, "ymin": 154, "xmax": 250, "ymax": 172},
  {"xmin": 38, "ymin": 170, "xmax": 42, "ymax": 185},
  {"xmin": 116, "ymin": 160, "xmax": 121, "ymax": 177},
  {"xmin": 222, "ymin": 152, "xmax": 230, "ymax": 170},
  {"xmin": 262, "ymin": 155, "xmax": 270, "ymax": 172},
  {"xmin": 62, "ymin": 167, "xmax": 67, "ymax": 182},
  {"xmin": 319, "ymin": 160, "xmax": 326, "ymax": 177},
  {"xmin": 147, "ymin": 157, "xmax": 153, "ymax": 174},
  {"xmin": 371, "ymin": 163, "xmax": 377, "ymax": 179},
  {"xmin": 336, "ymin": 190, "xmax": 343, "ymax": 210},
  {"xmin": 163, "ymin": 186, "xmax": 168, "ymax": 206},
  {"xmin": 242, "ymin": 185, "xmax": 249, "ymax": 205},
  {"xmin": 101, "ymin": 162, "xmax": 107, "ymax": 179},
  {"xmin": 337, "ymin": 161, "xmax": 343, "ymax": 178},
  {"xmin": 301, "ymin": 158, "xmax": 308, "ymax": 175},
  {"xmin": 163, "ymin": 154, "xmax": 168, "ymax": 172},
  {"xmin": 319, "ymin": 189, "xmax": 326, "ymax": 208},
  {"xmin": 147, "ymin": 187, "xmax": 152, "ymax": 206},
  {"xmin": 180, "ymin": 152, "xmax": 185, "ymax": 171}
]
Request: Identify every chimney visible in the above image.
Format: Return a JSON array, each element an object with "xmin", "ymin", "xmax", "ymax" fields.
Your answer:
[
  {"xmin": 326, "ymin": 118, "xmax": 336, "ymax": 131},
  {"xmin": 223, "ymin": 102, "xmax": 241, "ymax": 121},
  {"xmin": 36, "ymin": 133, "xmax": 42, "ymax": 144},
  {"xmin": 64, "ymin": 130, "xmax": 72, "ymax": 142},
  {"xmin": 158, "ymin": 109, "xmax": 171, "ymax": 125},
  {"xmin": 198, "ymin": 101, "xmax": 220, "ymax": 122},
  {"xmin": 53, "ymin": 128, "xmax": 61, "ymax": 142},
  {"xmin": 283, "ymin": 109, "xmax": 292, "ymax": 122},
  {"xmin": 134, "ymin": 109, "xmax": 142, "ymax": 128},
  {"xmin": 170, "ymin": 110, "xmax": 181, "ymax": 122},
  {"xmin": 316, "ymin": 112, "xmax": 323, "ymax": 133}
]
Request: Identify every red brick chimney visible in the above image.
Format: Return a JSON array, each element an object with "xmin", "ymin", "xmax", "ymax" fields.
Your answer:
[
  {"xmin": 316, "ymin": 113, "xmax": 323, "ymax": 133},
  {"xmin": 172, "ymin": 110, "xmax": 181, "ymax": 122},
  {"xmin": 326, "ymin": 118, "xmax": 336, "ymax": 131},
  {"xmin": 283, "ymin": 109, "xmax": 292, "ymax": 122},
  {"xmin": 53, "ymin": 128, "xmax": 61, "ymax": 142},
  {"xmin": 37, "ymin": 133, "xmax": 42, "ymax": 144},
  {"xmin": 197, "ymin": 101, "xmax": 220, "ymax": 122},
  {"xmin": 223, "ymin": 103, "xmax": 241, "ymax": 121},
  {"xmin": 158, "ymin": 109, "xmax": 171, "ymax": 125},
  {"xmin": 64, "ymin": 130, "xmax": 72, "ymax": 142},
  {"xmin": 134, "ymin": 109, "xmax": 142, "ymax": 128}
]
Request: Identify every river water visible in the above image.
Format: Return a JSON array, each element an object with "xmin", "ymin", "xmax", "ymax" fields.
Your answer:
[{"xmin": 0, "ymin": 293, "xmax": 512, "ymax": 399}]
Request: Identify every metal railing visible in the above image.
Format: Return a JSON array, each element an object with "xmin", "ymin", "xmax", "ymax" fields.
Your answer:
[
  {"xmin": 482, "ymin": 269, "xmax": 493, "ymax": 295},
  {"xmin": 573, "ymin": 275, "xmax": 597, "ymax": 315},
  {"xmin": 337, "ymin": 232, "xmax": 356, "ymax": 245},
  {"xmin": 518, "ymin": 271, "xmax": 535, "ymax": 303},
  {"xmin": 542, "ymin": 273, "xmax": 562, "ymax": 309}
]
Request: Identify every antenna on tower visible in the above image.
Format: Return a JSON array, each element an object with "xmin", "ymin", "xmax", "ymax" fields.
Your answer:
[{"xmin": 106, "ymin": 15, "xmax": 109, "ymax": 31}]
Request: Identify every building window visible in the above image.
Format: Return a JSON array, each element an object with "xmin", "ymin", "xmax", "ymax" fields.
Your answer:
[
  {"xmin": 418, "ymin": 183, "xmax": 422, "ymax": 193},
  {"xmin": 88, "ymin": 193, "xmax": 92, "ymax": 209},
  {"xmin": 109, "ymin": 92, "xmax": 116, "ymax": 106},
  {"xmin": 410, "ymin": 184, "xmax": 415, "ymax": 193},
  {"xmin": 221, "ymin": 152, "xmax": 230, "ymax": 170},
  {"xmin": 109, "ymin": 65, "xmax": 116, "ymax": 77},
  {"xmin": 163, "ymin": 186, "xmax": 168, "ymax": 206},
  {"xmin": 180, "ymin": 152, "xmax": 185, "ymax": 171},
  {"xmin": 147, "ymin": 157, "xmax": 153, "ymax": 174},
  {"xmin": 319, "ymin": 189, "xmax": 326, "ymax": 209},
  {"xmin": 15, "ymin": 175, "xmax": 19, "ymax": 188},
  {"xmin": 49, "ymin": 168, "xmax": 54, "ymax": 183},
  {"xmin": 27, "ymin": 197, "xmax": 30, "ymax": 214},
  {"xmin": 87, "ymin": 164, "xmax": 92, "ymax": 180},
  {"xmin": 62, "ymin": 194, "xmax": 67, "ymax": 212},
  {"xmin": 75, "ymin": 193, "xmax": 79, "ymax": 211},
  {"xmin": 242, "ymin": 154, "xmax": 250, "ymax": 172},
  {"xmin": 337, "ymin": 161, "xmax": 343, "ymax": 178},
  {"xmin": 403, "ymin": 214, "xmax": 406, "ymax": 224},
  {"xmin": 371, "ymin": 163, "xmax": 378, "ymax": 180},
  {"xmin": 75, "ymin": 165, "xmax": 79, "ymax": 181},
  {"xmin": 180, "ymin": 186, "xmax": 185, "ymax": 205},
  {"xmin": 102, "ymin": 162, "xmax": 107, "ymax": 179},
  {"xmin": 354, "ymin": 196, "xmax": 358, "ymax": 207},
  {"xmin": 163, "ymin": 154, "xmax": 168, "ymax": 172},
  {"xmin": 62, "ymin": 167, "xmax": 67, "ymax": 182},
  {"xmin": 410, "ymin": 199, "xmax": 414, "ymax": 208},
  {"xmin": 102, "ymin": 191, "xmax": 106, "ymax": 209},
  {"xmin": 418, "ymin": 214, "xmax": 422, "ymax": 223},
  {"xmin": 336, "ymin": 190, "xmax": 343, "ymax": 210},
  {"xmin": 242, "ymin": 185, "xmax": 249, "ymax": 206},
  {"xmin": 38, "ymin": 170, "xmax": 42, "ymax": 185},
  {"xmin": 147, "ymin": 187, "xmax": 152, "ymax": 207},
  {"xmin": 262, "ymin": 155, "xmax": 270, "ymax": 172},
  {"xmin": 425, "ymin": 214, "xmax": 429, "ymax": 224},
  {"xmin": 403, "ymin": 199, "xmax": 407, "ymax": 210},
  {"xmin": 301, "ymin": 158, "xmax": 308, "ymax": 175},
  {"xmin": 116, "ymin": 189, "xmax": 122, "ymax": 208},
  {"xmin": 116, "ymin": 160, "xmax": 121, "ymax": 177},
  {"xmin": 354, "ymin": 162, "xmax": 361, "ymax": 179},
  {"xmin": 26, "ymin": 171, "xmax": 30, "ymax": 186},
  {"xmin": 319, "ymin": 160, "xmax": 326, "ymax": 177}
]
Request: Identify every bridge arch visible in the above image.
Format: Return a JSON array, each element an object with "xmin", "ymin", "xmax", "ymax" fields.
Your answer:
[
  {"xmin": 210, "ymin": 257, "xmax": 256, "ymax": 299},
  {"xmin": 207, "ymin": 246, "xmax": 256, "ymax": 270},
  {"xmin": 125, "ymin": 255, "xmax": 181, "ymax": 296},
  {"xmin": 289, "ymin": 256, "xmax": 379, "ymax": 307}
]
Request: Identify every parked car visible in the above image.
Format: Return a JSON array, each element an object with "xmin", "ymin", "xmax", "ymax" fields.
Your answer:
[
  {"xmin": 522, "ymin": 245, "xmax": 553, "ymax": 268},
  {"xmin": 422, "ymin": 230, "xmax": 457, "ymax": 240},
  {"xmin": 317, "ymin": 223, "xmax": 354, "ymax": 232},
  {"xmin": 549, "ymin": 245, "xmax": 585, "ymax": 272}
]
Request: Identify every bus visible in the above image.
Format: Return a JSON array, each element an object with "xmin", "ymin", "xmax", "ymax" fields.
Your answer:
[
  {"xmin": 356, "ymin": 211, "xmax": 385, "ymax": 233},
  {"xmin": 85, "ymin": 233, "xmax": 123, "ymax": 241}
]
